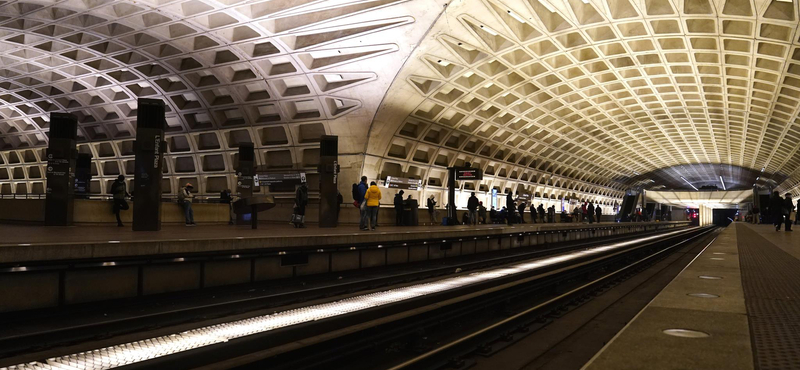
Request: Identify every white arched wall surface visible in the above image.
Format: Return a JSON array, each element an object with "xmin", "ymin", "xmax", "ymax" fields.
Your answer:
[
  {"xmin": 366, "ymin": 0, "xmax": 800, "ymax": 205},
  {"xmin": 0, "ymin": 0, "xmax": 448, "ymax": 197}
]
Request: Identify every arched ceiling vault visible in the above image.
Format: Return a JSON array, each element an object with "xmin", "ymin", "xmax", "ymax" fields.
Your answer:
[
  {"xmin": 367, "ymin": 0, "xmax": 800, "ymax": 196},
  {"xmin": 0, "ymin": 0, "xmax": 447, "ymax": 195},
  {"xmin": 1, "ymin": 0, "xmax": 800, "ymax": 201}
]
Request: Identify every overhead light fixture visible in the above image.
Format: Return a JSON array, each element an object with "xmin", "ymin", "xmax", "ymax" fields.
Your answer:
[
  {"xmin": 681, "ymin": 176, "xmax": 698, "ymax": 191},
  {"xmin": 719, "ymin": 176, "xmax": 726, "ymax": 191},
  {"xmin": 581, "ymin": 0, "xmax": 590, "ymax": 3},
  {"xmin": 537, "ymin": 0, "xmax": 556, "ymax": 12},
  {"xmin": 507, "ymin": 10, "xmax": 527, "ymax": 24},
  {"xmin": 479, "ymin": 24, "xmax": 498, "ymax": 36},
  {"xmin": 761, "ymin": 167, "xmax": 766, "ymax": 172},
  {"xmin": 756, "ymin": 176, "xmax": 760, "ymax": 181}
]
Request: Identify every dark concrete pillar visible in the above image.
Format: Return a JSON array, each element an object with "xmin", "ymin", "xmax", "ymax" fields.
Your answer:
[
  {"xmin": 132, "ymin": 98, "xmax": 166, "ymax": 231},
  {"xmin": 45, "ymin": 113, "xmax": 78, "ymax": 226},
  {"xmin": 318, "ymin": 135, "xmax": 339, "ymax": 228},
  {"xmin": 237, "ymin": 143, "xmax": 255, "ymax": 199}
]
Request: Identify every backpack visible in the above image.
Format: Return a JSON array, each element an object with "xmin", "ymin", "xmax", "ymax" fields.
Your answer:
[{"xmin": 352, "ymin": 183, "xmax": 360, "ymax": 201}]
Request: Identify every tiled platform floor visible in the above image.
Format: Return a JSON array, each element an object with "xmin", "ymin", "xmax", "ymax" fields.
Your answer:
[{"xmin": 585, "ymin": 222, "xmax": 800, "ymax": 370}]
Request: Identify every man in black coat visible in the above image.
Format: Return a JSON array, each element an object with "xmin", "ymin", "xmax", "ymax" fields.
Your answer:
[
  {"xmin": 506, "ymin": 191, "xmax": 514, "ymax": 226},
  {"xmin": 537, "ymin": 204, "xmax": 546, "ymax": 223},
  {"xmin": 518, "ymin": 202, "xmax": 526, "ymax": 223},
  {"xmin": 530, "ymin": 203, "xmax": 537, "ymax": 223},
  {"xmin": 769, "ymin": 191, "xmax": 785, "ymax": 231},
  {"xmin": 783, "ymin": 193, "xmax": 794, "ymax": 231},
  {"xmin": 467, "ymin": 192, "xmax": 480, "ymax": 225},
  {"xmin": 394, "ymin": 190, "xmax": 405, "ymax": 226},
  {"xmin": 587, "ymin": 202, "xmax": 595, "ymax": 224}
]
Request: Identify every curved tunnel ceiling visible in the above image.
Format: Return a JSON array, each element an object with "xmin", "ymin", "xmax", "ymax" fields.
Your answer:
[
  {"xmin": 368, "ymin": 0, "xmax": 800, "ymax": 198},
  {"xmin": 0, "ymin": 0, "xmax": 799, "ymax": 202}
]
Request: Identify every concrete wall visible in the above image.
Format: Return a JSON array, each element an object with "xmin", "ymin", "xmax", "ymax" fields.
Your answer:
[{"xmin": 0, "ymin": 199, "xmax": 229, "ymax": 224}]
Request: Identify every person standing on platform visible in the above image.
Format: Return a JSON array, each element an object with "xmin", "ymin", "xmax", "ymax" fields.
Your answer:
[
  {"xmin": 364, "ymin": 181, "xmax": 381, "ymax": 231},
  {"xmin": 573, "ymin": 205, "xmax": 581, "ymax": 223},
  {"xmin": 479, "ymin": 201, "xmax": 487, "ymax": 224},
  {"xmin": 220, "ymin": 189, "xmax": 234, "ymax": 225},
  {"xmin": 356, "ymin": 176, "xmax": 368, "ymax": 230},
  {"xmin": 784, "ymin": 193, "xmax": 794, "ymax": 231},
  {"xmin": 529, "ymin": 203, "xmax": 537, "ymax": 223},
  {"xmin": 394, "ymin": 190, "xmax": 405, "ymax": 226},
  {"xmin": 292, "ymin": 181, "xmax": 308, "ymax": 228},
  {"xmin": 467, "ymin": 192, "xmax": 479, "ymax": 226},
  {"xmin": 518, "ymin": 202, "xmax": 527, "ymax": 223},
  {"xmin": 427, "ymin": 195, "xmax": 438, "ymax": 224},
  {"xmin": 595, "ymin": 205, "xmax": 602, "ymax": 223},
  {"xmin": 769, "ymin": 191, "xmax": 784, "ymax": 231},
  {"xmin": 506, "ymin": 191, "xmax": 515, "ymax": 226},
  {"xmin": 538, "ymin": 204, "xmax": 546, "ymax": 223},
  {"xmin": 796, "ymin": 199, "xmax": 800, "ymax": 226},
  {"xmin": 587, "ymin": 202, "xmax": 595, "ymax": 224},
  {"xmin": 178, "ymin": 183, "xmax": 196, "ymax": 226},
  {"xmin": 110, "ymin": 175, "xmax": 130, "ymax": 227},
  {"xmin": 581, "ymin": 203, "xmax": 587, "ymax": 222},
  {"xmin": 548, "ymin": 205, "xmax": 555, "ymax": 223}
]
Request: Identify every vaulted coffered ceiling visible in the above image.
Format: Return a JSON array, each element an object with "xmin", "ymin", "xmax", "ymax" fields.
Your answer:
[
  {"xmin": 1, "ymin": 0, "xmax": 800, "ymax": 201},
  {"xmin": 368, "ymin": 0, "xmax": 800, "ymax": 196}
]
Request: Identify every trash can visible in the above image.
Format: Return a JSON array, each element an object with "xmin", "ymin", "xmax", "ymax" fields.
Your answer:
[{"xmin": 403, "ymin": 199, "xmax": 419, "ymax": 226}]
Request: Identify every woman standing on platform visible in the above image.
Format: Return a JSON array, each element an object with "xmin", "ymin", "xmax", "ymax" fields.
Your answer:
[
  {"xmin": 178, "ymin": 183, "xmax": 196, "ymax": 226},
  {"xmin": 364, "ymin": 181, "xmax": 381, "ymax": 230}
]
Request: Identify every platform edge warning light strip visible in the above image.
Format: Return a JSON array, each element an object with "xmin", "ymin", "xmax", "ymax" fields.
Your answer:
[{"xmin": 1, "ymin": 228, "xmax": 690, "ymax": 370}]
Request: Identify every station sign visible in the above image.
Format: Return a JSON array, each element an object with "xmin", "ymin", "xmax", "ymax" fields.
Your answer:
[
  {"xmin": 454, "ymin": 168, "xmax": 483, "ymax": 180},
  {"xmin": 255, "ymin": 172, "xmax": 306, "ymax": 186},
  {"xmin": 385, "ymin": 176, "xmax": 423, "ymax": 190}
]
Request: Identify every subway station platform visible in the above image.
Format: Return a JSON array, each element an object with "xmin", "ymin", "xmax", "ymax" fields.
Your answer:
[
  {"xmin": 0, "ymin": 221, "xmax": 680, "ymax": 264},
  {"xmin": 0, "ymin": 221, "xmax": 687, "ymax": 313},
  {"xmin": 584, "ymin": 222, "xmax": 800, "ymax": 370}
]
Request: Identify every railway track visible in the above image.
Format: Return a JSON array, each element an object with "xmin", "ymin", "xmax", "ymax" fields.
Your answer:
[{"xmin": 0, "ymin": 226, "xmax": 713, "ymax": 370}]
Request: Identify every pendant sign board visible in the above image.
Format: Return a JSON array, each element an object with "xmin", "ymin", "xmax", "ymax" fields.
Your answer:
[
  {"xmin": 257, "ymin": 173, "xmax": 306, "ymax": 186},
  {"xmin": 516, "ymin": 193, "xmax": 531, "ymax": 202},
  {"xmin": 455, "ymin": 168, "xmax": 483, "ymax": 180},
  {"xmin": 385, "ymin": 176, "xmax": 423, "ymax": 190}
]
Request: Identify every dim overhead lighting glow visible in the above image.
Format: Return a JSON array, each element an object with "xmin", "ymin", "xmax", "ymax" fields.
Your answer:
[
  {"xmin": 719, "ymin": 176, "xmax": 726, "ymax": 191},
  {"xmin": 0, "ymin": 229, "xmax": 691, "ymax": 370}
]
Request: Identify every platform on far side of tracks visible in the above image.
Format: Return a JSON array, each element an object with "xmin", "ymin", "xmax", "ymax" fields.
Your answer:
[
  {"xmin": 584, "ymin": 222, "xmax": 800, "ymax": 370},
  {"xmin": 0, "ymin": 221, "xmax": 685, "ymax": 265}
]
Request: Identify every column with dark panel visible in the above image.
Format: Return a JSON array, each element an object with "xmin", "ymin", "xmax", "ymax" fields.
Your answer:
[
  {"xmin": 236, "ymin": 143, "xmax": 256, "ymax": 227},
  {"xmin": 44, "ymin": 112, "xmax": 78, "ymax": 226},
  {"xmin": 132, "ymin": 98, "xmax": 166, "ymax": 231},
  {"xmin": 318, "ymin": 135, "xmax": 339, "ymax": 228}
]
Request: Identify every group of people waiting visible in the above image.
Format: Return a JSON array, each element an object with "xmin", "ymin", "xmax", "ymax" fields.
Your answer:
[
  {"xmin": 110, "ymin": 175, "xmax": 199, "ymax": 227},
  {"xmin": 768, "ymin": 191, "xmax": 797, "ymax": 231}
]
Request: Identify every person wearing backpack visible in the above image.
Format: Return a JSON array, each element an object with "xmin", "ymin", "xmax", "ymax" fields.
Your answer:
[
  {"xmin": 355, "ymin": 176, "xmax": 368, "ymax": 230},
  {"xmin": 110, "ymin": 175, "xmax": 129, "ymax": 227},
  {"xmin": 292, "ymin": 181, "xmax": 308, "ymax": 228},
  {"xmin": 178, "ymin": 183, "xmax": 196, "ymax": 226}
]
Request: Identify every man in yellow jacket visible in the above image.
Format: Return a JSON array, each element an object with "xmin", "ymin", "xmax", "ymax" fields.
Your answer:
[{"xmin": 364, "ymin": 181, "xmax": 382, "ymax": 230}]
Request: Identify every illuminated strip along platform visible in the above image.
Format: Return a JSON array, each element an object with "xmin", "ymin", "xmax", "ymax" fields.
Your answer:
[{"xmin": 1, "ymin": 227, "xmax": 699, "ymax": 370}]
